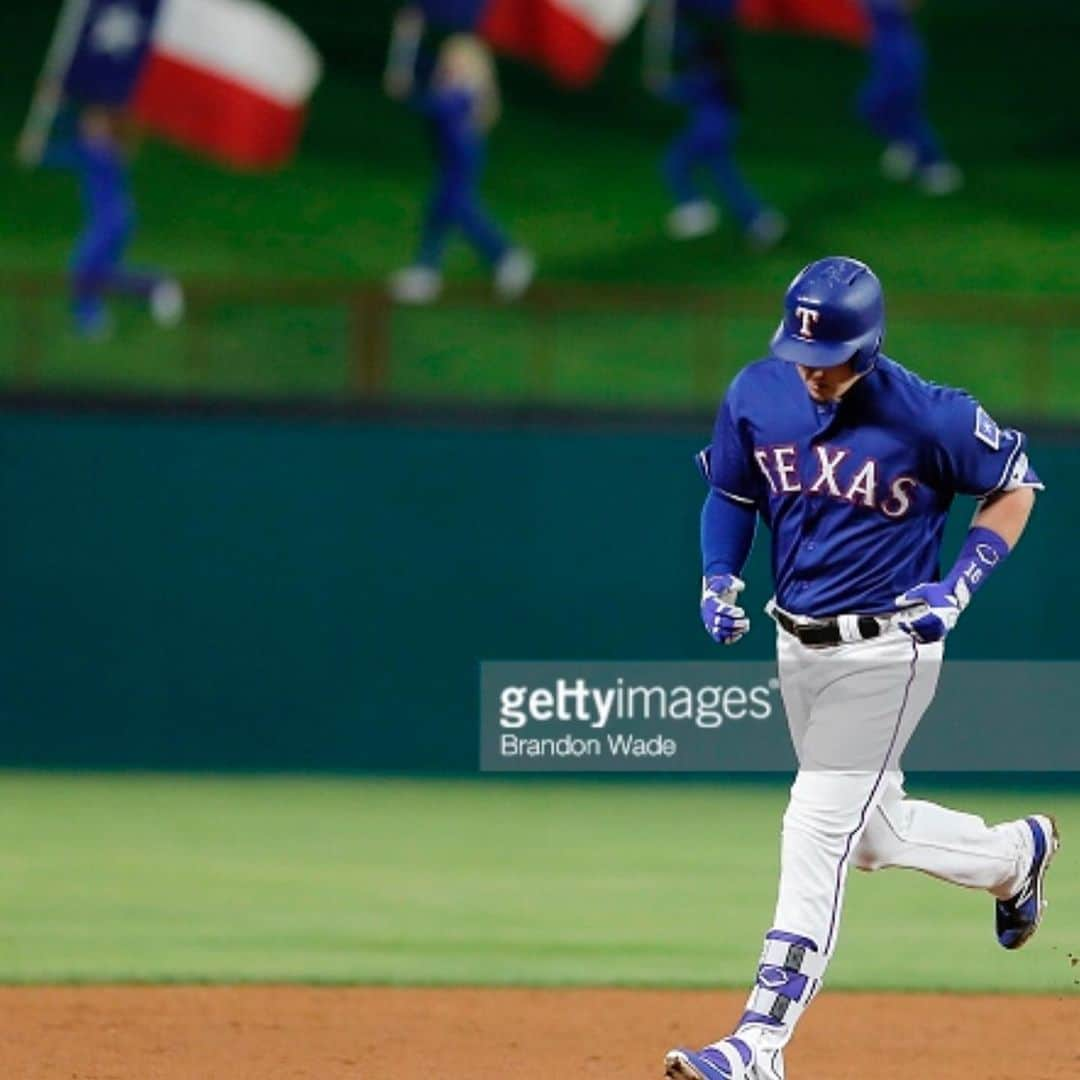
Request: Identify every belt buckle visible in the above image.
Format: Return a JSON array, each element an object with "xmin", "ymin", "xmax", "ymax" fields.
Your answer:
[
  {"xmin": 769, "ymin": 599, "xmax": 817, "ymax": 630},
  {"xmin": 770, "ymin": 600, "xmax": 827, "ymax": 645}
]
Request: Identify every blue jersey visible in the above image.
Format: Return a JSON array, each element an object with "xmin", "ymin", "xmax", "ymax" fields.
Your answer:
[{"xmin": 702, "ymin": 356, "xmax": 1039, "ymax": 616}]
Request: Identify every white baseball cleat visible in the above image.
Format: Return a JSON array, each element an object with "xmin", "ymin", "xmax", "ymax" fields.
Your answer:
[
  {"xmin": 493, "ymin": 248, "xmax": 535, "ymax": 301},
  {"xmin": 918, "ymin": 161, "xmax": 964, "ymax": 196},
  {"xmin": 664, "ymin": 1039, "xmax": 753, "ymax": 1079},
  {"xmin": 880, "ymin": 141, "xmax": 918, "ymax": 182},
  {"xmin": 389, "ymin": 265, "xmax": 443, "ymax": 304},
  {"xmin": 150, "ymin": 279, "xmax": 185, "ymax": 327},
  {"xmin": 744, "ymin": 209, "xmax": 788, "ymax": 252},
  {"xmin": 666, "ymin": 200, "xmax": 719, "ymax": 240}
]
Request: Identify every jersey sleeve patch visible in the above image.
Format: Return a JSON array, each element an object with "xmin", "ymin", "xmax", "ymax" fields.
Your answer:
[{"xmin": 974, "ymin": 406, "xmax": 1001, "ymax": 450}]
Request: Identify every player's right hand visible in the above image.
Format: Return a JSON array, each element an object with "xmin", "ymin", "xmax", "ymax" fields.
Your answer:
[{"xmin": 701, "ymin": 574, "xmax": 749, "ymax": 646}]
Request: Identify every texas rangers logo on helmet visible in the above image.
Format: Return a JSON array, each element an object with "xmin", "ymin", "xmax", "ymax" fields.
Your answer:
[{"xmin": 794, "ymin": 305, "xmax": 820, "ymax": 339}]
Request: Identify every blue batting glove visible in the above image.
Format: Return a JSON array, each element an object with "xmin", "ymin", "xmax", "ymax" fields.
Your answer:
[
  {"xmin": 701, "ymin": 574, "xmax": 749, "ymax": 646},
  {"xmin": 895, "ymin": 582, "xmax": 966, "ymax": 643}
]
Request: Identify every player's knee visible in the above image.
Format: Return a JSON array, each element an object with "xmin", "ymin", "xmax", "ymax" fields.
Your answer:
[
  {"xmin": 852, "ymin": 804, "xmax": 909, "ymax": 871},
  {"xmin": 852, "ymin": 844, "xmax": 887, "ymax": 872},
  {"xmin": 852, "ymin": 818, "xmax": 893, "ymax": 871}
]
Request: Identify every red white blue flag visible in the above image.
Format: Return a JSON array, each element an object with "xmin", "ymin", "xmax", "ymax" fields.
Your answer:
[
  {"xmin": 419, "ymin": 0, "xmax": 647, "ymax": 86},
  {"xmin": 59, "ymin": 0, "xmax": 322, "ymax": 168},
  {"xmin": 679, "ymin": 0, "xmax": 869, "ymax": 45},
  {"xmin": 737, "ymin": 0, "xmax": 868, "ymax": 45}
]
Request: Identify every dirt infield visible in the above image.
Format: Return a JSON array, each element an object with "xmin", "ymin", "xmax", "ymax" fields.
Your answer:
[{"xmin": 1, "ymin": 986, "xmax": 1077, "ymax": 1079}]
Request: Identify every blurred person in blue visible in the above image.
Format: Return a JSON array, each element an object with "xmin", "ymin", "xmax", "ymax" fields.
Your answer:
[
  {"xmin": 37, "ymin": 105, "xmax": 183, "ymax": 339},
  {"xmin": 647, "ymin": 26, "xmax": 786, "ymax": 249},
  {"xmin": 385, "ymin": 9, "xmax": 535, "ymax": 304},
  {"xmin": 857, "ymin": 0, "xmax": 962, "ymax": 195}
]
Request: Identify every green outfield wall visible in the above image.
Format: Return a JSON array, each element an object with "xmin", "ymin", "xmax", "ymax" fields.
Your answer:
[{"xmin": 0, "ymin": 405, "xmax": 1074, "ymax": 771}]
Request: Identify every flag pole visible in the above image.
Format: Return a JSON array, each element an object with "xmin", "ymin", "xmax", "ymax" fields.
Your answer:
[
  {"xmin": 15, "ymin": 0, "xmax": 93, "ymax": 167},
  {"xmin": 384, "ymin": 5, "xmax": 426, "ymax": 100},
  {"xmin": 643, "ymin": 0, "xmax": 676, "ymax": 89}
]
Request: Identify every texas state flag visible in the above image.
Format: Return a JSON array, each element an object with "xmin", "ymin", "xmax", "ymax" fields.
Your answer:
[
  {"xmin": 420, "ymin": 0, "xmax": 646, "ymax": 86},
  {"xmin": 61, "ymin": 0, "xmax": 322, "ymax": 168}
]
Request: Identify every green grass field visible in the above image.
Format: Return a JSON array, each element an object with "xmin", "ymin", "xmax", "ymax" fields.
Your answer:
[
  {"xmin": 1, "ymin": 5, "xmax": 1078, "ymax": 410},
  {"xmin": 3, "ymin": 772, "xmax": 1076, "ymax": 993}
]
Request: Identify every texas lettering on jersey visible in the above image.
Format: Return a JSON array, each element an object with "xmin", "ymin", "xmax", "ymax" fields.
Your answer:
[{"xmin": 753, "ymin": 443, "xmax": 917, "ymax": 519}]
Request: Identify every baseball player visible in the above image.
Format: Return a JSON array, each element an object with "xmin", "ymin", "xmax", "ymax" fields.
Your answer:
[
  {"xmin": 856, "ymin": 0, "xmax": 962, "ymax": 195},
  {"xmin": 385, "ymin": 9, "xmax": 535, "ymax": 304},
  {"xmin": 665, "ymin": 256, "xmax": 1058, "ymax": 1080},
  {"xmin": 39, "ymin": 104, "xmax": 183, "ymax": 338}
]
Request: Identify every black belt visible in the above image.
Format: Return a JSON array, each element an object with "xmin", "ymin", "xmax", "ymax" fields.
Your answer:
[{"xmin": 773, "ymin": 608, "xmax": 887, "ymax": 648}]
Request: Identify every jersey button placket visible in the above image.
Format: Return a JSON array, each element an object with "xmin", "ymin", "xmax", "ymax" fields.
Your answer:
[{"xmin": 794, "ymin": 426, "xmax": 830, "ymax": 602}]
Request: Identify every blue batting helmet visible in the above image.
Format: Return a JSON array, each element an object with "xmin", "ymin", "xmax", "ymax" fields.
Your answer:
[{"xmin": 769, "ymin": 256, "xmax": 884, "ymax": 371}]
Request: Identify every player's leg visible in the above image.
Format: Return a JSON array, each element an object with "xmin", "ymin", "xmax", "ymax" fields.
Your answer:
[
  {"xmin": 673, "ymin": 109, "xmax": 784, "ymax": 251},
  {"xmin": 704, "ymin": 150, "xmax": 786, "ymax": 252},
  {"xmin": 857, "ymin": 45, "xmax": 960, "ymax": 194},
  {"xmin": 685, "ymin": 113, "xmax": 755, "ymax": 224},
  {"xmin": 853, "ymin": 775, "xmax": 1031, "ymax": 894},
  {"xmin": 705, "ymin": 152, "xmax": 758, "ymax": 228},
  {"xmin": 662, "ymin": 126, "xmax": 705, "ymax": 205},
  {"xmin": 96, "ymin": 217, "xmax": 184, "ymax": 325},
  {"xmin": 776, "ymin": 628, "xmax": 813, "ymax": 758},
  {"xmin": 897, "ymin": 109, "xmax": 961, "ymax": 195},
  {"xmin": 390, "ymin": 180, "xmax": 455, "ymax": 303},
  {"xmin": 667, "ymin": 628, "xmax": 814, "ymax": 1080},
  {"xmin": 675, "ymin": 634, "xmax": 942, "ymax": 1080},
  {"xmin": 454, "ymin": 193, "xmax": 535, "ymax": 301},
  {"xmin": 70, "ymin": 222, "xmax": 115, "ymax": 337},
  {"xmin": 856, "ymin": 40, "xmax": 926, "ymax": 183},
  {"xmin": 452, "ymin": 181, "xmax": 508, "ymax": 265},
  {"xmin": 418, "ymin": 180, "xmax": 459, "ymax": 266},
  {"xmin": 662, "ymin": 125, "xmax": 717, "ymax": 239},
  {"xmin": 866, "ymin": 87, "xmax": 955, "ymax": 189},
  {"xmin": 856, "ymin": 68, "xmax": 903, "ymax": 144},
  {"xmin": 852, "ymin": 777, "xmax": 1059, "ymax": 949},
  {"xmin": 768, "ymin": 637, "xmax": 943, "ymax": 947}
]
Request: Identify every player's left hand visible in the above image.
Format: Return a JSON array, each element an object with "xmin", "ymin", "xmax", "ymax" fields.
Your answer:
[{"xmin": 895, "ymin": 582, "xmax": 968, "ymax": 643}]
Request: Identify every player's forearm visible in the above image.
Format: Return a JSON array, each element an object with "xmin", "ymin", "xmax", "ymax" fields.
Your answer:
[
  {"xmin": 701, "ymin": 490, "xmax": 756, "ymax": 576},
  {"xmin": 935, "ymin": 487, "xmax": 1036, "ymax": 609},
  {"xmin": 972, "ymin": 486, "xmax": 1036, "ymax": 550}
]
